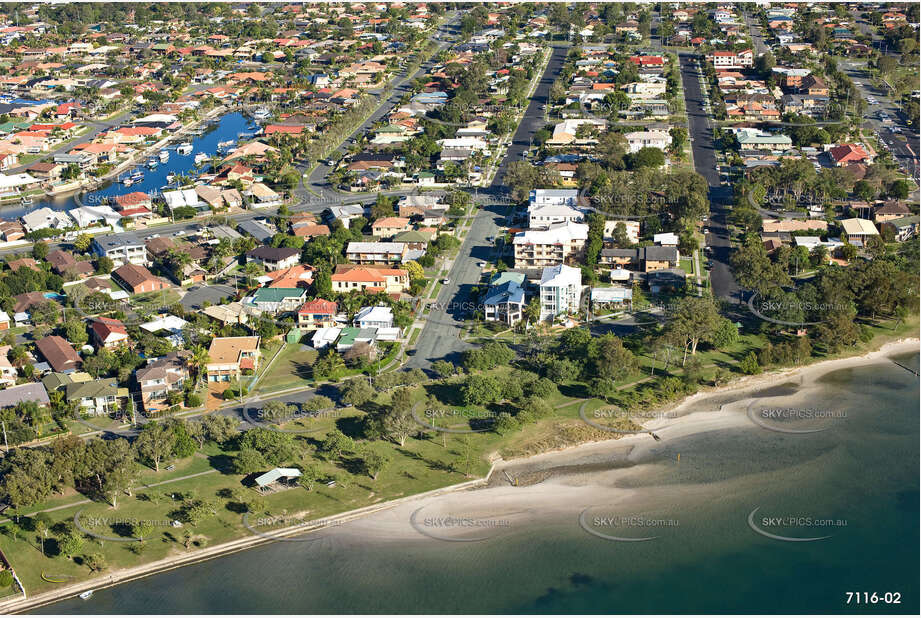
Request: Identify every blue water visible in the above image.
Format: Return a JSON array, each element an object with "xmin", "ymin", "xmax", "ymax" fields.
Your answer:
[
  {"xmin": 0, "ymin": 112, "xmax": 249, "ymax": 220},
  {"xmin": 35, "ymin": 352, "xmax": 920, "ymax": 614}
]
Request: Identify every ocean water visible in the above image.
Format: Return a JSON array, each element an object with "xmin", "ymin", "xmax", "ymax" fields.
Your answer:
[{"xmin": 37, "ymin": 352, "xmax": 919, "ymax": 614}]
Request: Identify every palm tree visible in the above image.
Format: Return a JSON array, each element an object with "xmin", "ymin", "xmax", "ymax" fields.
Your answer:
[{"xmin": 191, "ymin": 345, "xmax": 210, "ymax": 386}]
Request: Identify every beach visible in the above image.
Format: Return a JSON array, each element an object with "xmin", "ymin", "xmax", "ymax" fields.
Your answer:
[{"xmin": 14, "ymin": 338, "xmax": 921, "ymax": 614}]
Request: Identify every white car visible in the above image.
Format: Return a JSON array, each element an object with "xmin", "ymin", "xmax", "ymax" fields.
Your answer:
[
  {"xmin": 442, "ymin": 278, "xmax": 450, "ymax": 284},
  {"xmin": 478, "ymin": 261, "xmax": 486, "ymax": 268}
]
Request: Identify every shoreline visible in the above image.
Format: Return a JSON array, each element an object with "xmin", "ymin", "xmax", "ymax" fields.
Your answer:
[{"xmin": 3, "ymin": 337, "xmax": 917, "ymax": 614}]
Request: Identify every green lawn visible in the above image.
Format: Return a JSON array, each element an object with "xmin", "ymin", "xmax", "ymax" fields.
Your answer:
[{"xmin": 252, "ymin": 343, "xmax": 318, "ymax": 394}]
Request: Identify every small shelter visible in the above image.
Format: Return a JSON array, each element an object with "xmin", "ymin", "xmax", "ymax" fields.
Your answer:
[{"xmin": 254, "ymin": 467, "xmax": 302, "ymax": 494}]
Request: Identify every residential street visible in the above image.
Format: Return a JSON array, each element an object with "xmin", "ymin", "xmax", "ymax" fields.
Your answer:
[
  {"xmin": 677, "ymin": 52, "xmax": 740, "ymax": 305},
  {"xmin": 406, "ymin": 44, "xmax": 569, "ymax": 369}
]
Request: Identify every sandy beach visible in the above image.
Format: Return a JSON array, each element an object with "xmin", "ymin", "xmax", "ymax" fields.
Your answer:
[{"xmin": 5, "ymin": 337, "xmax": 918, "ymax": 614}]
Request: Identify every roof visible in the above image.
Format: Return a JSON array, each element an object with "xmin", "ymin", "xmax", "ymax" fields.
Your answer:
[
  {"xmin": 208, "ymin": 336, "xmax": 260, "ymax": 364},
  {"xmin": 299, "ymin": 299, "xmax": 338, "ymax": 315},
  {"xmin": 0, "ymin": 382, "xmax": 50, "ymax": 408},
  {"xmin": 93, "ymin": 232, "xmax": 143, "ymax": 251},
  {"xmin": 114, "ymin": 263, "xmax": 161, "ymax": 289},
  {"xmin": 247, "ymin": 246, "xmax": 300, "ymax": 261},
  {"xmin": 250, "ymin": 287, "xmax": 307, "ymax": 303},
  {"xmin": 66, "ymin": 378, "xmax": 117, "ymax": 401},
  {"xmin": 254, "ymin": 467, "xmax": 301, "ymax": 487},
  {"xmin": 36, "ymin": 335, "xmax": 80, "ymax": 372},
  {"xmin": 840, "ymin": 218, "xmax": 879, "ymax": 236}
]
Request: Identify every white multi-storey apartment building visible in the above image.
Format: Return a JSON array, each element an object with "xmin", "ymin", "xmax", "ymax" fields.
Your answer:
[{"xmin": 539, "ymin": 264, "xmax": 582, "ymax": 322}]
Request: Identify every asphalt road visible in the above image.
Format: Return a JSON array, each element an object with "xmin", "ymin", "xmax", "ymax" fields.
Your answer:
[
  {"xmin": 405, "ymin": 44, "xmax": 569, "ymax": 370},
  {"xmin": 678, "ymin": 52, "xmax": 740, "ymax": 305},
  {"xmin": 302, "ymin": 14, "xmax": 461, "ymax": 201}
]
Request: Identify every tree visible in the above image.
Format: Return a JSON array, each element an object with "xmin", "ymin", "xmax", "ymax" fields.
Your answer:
[
  {"xmin": 739, "ymin": 351, "xmax": 761, "ymax": 375},
  {"xmin": 238, "ymin": 427, "xmax": 298, "ymax": 466},
  {"xmin": 493, "ymin": 412, "xmax": 519, "ymax": 435},
  {"xmin": 233, "ymin": 447, "xmax": 268, "ymax": 475},
  {"xmin": 461, "ymin": 374, "xmax": 503, "ymax": 406},
  {"xmin": 587, "ymin": 334, "xmax": 637, "ymax": 381},
  {"xmin": 73, "ymin": 234, "xmax": 92, "ymax": 253},
  {"xmin": 134, "ymin": 422, "xmax": 176, "ymax": 472},
  {"xmin": 200, "ymin": 414, "xmax": 239, "ymax": 445},
  {"xmin": 319, "ymin": 429, "xmax": 353, "ymax": 460},
  {"xmin": 381, "ymin": 388, "xmax": 416, "ymax": 446},
  {"xmin": 626, "ymin": 147, "xmax": 665, "ymax": 169},
  {"xmin": 33, "ymin": 512, "xmax": 52, "ymax": 557},
  {"xmin": 261, "ymin": 400, "xmax": 294, "ymax": 423},
  {"xmin": 32, "ymin": 241, "xmax": 48, "ymax": 260},
  {"xmin": 60, "ymin": 531, "xmax": 85, "ymax": 560},
  {"xmin": 358, "ymin": 449, "xmax": 390, "ymax": 480},
  {"xmin": 85, "ymin": 552, "xmax": 107, "ymax": 573},
  {"xmin": 340, "ymin": 378, "xmax": 374, "ymax": 406},
  {"xmin": 666, "ymin": 297, "xmax": 724, "ymax": 364},
  {"xmin": 431, "ymin": 360, "xmax": 456, "ymax": 379}
]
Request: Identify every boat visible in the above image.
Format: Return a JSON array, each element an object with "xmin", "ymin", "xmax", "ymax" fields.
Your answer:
[
  {"xmin": 131, "ymin": 169, "xmax": 144, "ymax": 180},
  {"xmin": 194, "ymin": 153, "xmax": 209, "ymax": 166},
  {"xmin": 147, "ymin": 159, "xmax": 158, "ymax": 169},
  {"xmin": 166, "ymin": 173, "xmax": 176, "ymax": 183},
  {"xmin": 176, "ymin": 142, "xmax": 193, "ymax": 155},
  {"xmin": 20, "ymin": 195, "xmax": 32, "ymax": 205},
  {"xmin": 123, "ymin": 177, "xmax": 134, "ymax": 187},
  {"xmin": 79, "ymin": 590, "xmax": 94, "ymax": 600},
  {"xmin": 159, "ymin": 149, "xmax": 169, "ymax": 162},
  {"xmin": 217, "ymin": 140, "xmax": 236, "ymax": 149}
]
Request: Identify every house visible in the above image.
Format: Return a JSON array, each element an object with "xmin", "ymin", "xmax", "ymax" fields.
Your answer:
[
  {"xmin": 90, "ymin": 317, "xmax": 129, "ymax": 350},
  {"xmin": 840, "ymin": 218, "xmax": 879, "ymax": 245},
  {"xmin": 345, "ymin": 241, "xmax": 407, "ymax": 264},
  {"xmin": 136, "ymin": 351, "xmax": 190, "ymax": 414},
  {"xmin": 20, "ymin": 207, "xmax": 72, "ymax": 233},
  {"xmin": 737, "ymin": 130, "xmax": 793, "ymax": 151},
  {"xmin": 331, "ymin": 265, "xmax": 409, "ymax": 294},
  {"xmin": 297, "ymin": 299, "xmax": 338, "ymax": 329},
  {"xmin": 353, "ymin": 305, "xmax": 394, "ymax": 329},
  {"xmin": 0, "ymin": 382, "xmax": 50, "ymax": 409},
  {"xmin": 799, "ymin": 74, "xmax": 828, "ymax": 96},
  {"xmin": 873, "ymin": 201, "xmax": 911, "ymax": 224},
  {"xmin": 371, "ymin": 217, "xmax": 412, "ymax": 238},
  {"xmin": 248, "ymin": 287, "xmax": 308, "ymax": 314},
  {"xmin": 624, "ymin": 129, "xmax": 670, "ymax": 153},
  {"xmin": 828, "ymin": 143, "xmax": 872, "ymax": 167},
  {"xmin": 0, "ymin": 311, "xmax": 9, "ymax": 331},
  {"xmin": 92, "ymin": 233, "xmax": 148, "ymax": 267},
  {"xmin": 599, "ymin": 245, "xmax": 679, "ymax": 272},
  {"xmin": 512, "ymin": 221, "xmax": 589, "ymax": 268},
  {"xmin": 246, "ymin": 246, "xmax": 300, "ymax": 271},
  {"xmin": 706, "ymin": 49, "xmax": 753, "ymax": 69},
  {"xmin": 206, "ymin": 336, "xmax": 261, "ymax": 383},
  {"xmin": 538, "ymin": 264, "xmax": 582, "ymax": 322},
  {"xmin": 47, "ymin": 249, "xmax": 94, "ymax": 277},
  {"xmin": 311, "ymin": 327, "xmax": 342, "ymax": 350},
  {"xmin": 0, "ymin": 346, "xmax": 19, "ymax": 386},
  {"xmin": 203, "ymin": 302, "xmax": 255, "ymax": 326},
  {"xmin": 245, "ymin": 182, "xmax": 283, "ymax": 208},
  {"xmin": 36, "ymin": 335, "xmax": 81, "ymax": 373},
  {"xmin": 882, "ymin": 215, "xmax": 919, "ymax": 242},
  {"xmin": 482, "ymin": 271, "xmax": 527, "ymax": 326},
  {"xmin": 65, "ymin": 378, "xmax": 119, "ymax": 416},
  {"xmin": 112, "ymin": 263, "xmax": 170, "ymax": 294}
]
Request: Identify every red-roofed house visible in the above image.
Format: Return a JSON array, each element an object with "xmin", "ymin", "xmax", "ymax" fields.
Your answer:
[
  {"xmin": 297, "ymin": 299, "xmax": 338, "ymax": 329},
  {"xmin": 90, "ymin": 317, "xmax": 129, "ymax": 350},
  {"xmin": 828, "ymin": 143, "xmax": 871, "ymax": 167}
]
